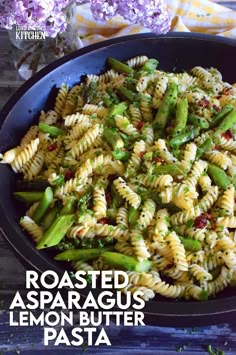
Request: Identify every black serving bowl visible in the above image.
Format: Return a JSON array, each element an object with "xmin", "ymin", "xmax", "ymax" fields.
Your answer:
[{"xmin": 1, "ymin": 33, "xmax": 236, "ymax": 327}]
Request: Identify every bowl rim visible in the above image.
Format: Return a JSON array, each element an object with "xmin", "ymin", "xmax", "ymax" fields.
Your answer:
[
  {"xmin": 1, "ymin": 32, "xmax": 236, "ymax": 323},
  {"xmin": 1, "ymin": 31, "xmax": 236, "ymax": 129}
]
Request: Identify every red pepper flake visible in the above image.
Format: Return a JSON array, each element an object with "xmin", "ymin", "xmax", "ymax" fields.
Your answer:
[
  {"xmin": 211, "ymin": 218, "xmax": 217, "ymax": 230},
  {"xmin": 77, "ymin": 228, "xmax": 84, "ymax": 236},
  {"xmin": 105, "ymin": 192, "xmax": 111, "ymax": 205},
  {"xmin": 201, "ymin": 212, "xmax": 212, "ymax": 220},
  {"xmin": 194, "ymin": 215, "xmax": 207, "ymax": 229},
  {"xmin": 213, "ymin": 104, "xmax": 220, "ymax": 112},
  {"xmin": 163, "ymin": 263, "xmax": 174, "ymax": 271},
  {"xmin": 221, "ymin": 130, "xmax": 234, "ymax": 141},
  {"xmin": 224, "ymin": 87, "xmax": 234, "ymax": 96},
  {"xmin": 64, "ymin": 169, "xmax": 74, "ymax": 181},
  {"xmin": 152, "ymin": 157, "xmax": 165, "ymax": 163},
  {"xmin": 214, "ymin": 145, "xmax": 221, "ymax": 150},
  {"xmin": 198, "ymin": 99, "xmax": 210, "ymax": 108},
  {"xmin": 137, "ymin": 121, "xmax": 144, "ymax": 130},
  {"xmin": 139, "ymin": 151, "xmax": 145, "ymax": 158},
  {"xmin": 48, "ymin": 142, "xmax": 57, "ymax": 152},
  {"xmin": 99, "ymin": 218, "xmax": 108, "ymax": 225}
]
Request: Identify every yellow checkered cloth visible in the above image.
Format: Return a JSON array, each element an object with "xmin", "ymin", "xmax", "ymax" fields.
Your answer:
[{"xmin": 74, "ymin": 0, "xmax": 236, "ymax": 48}]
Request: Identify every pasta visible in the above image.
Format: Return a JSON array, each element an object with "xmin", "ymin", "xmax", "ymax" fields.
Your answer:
[
  {"xmin": 139, "ymin": 93, "xmax": 153, "ymax": 121},
  {"xmin": 124, "ymin": 140, "xmax": 146, "ymax": 178},
  {"xmin": 154, "ymin": 139, "xmax": 177, "ymax": 164},
  {"xmin": 20, "ymin": 216, "xmax": 43, "ymax": 243},
  {"xmin": 69, "ymin": 124, "xmax": 103, "ymax": 159},
  {"xmin": 54, "ymin": 83, "xmax": 69, "ymax": 117},
  {"xmin": 126, "ymin": 55, "xmax": 149, "ymax": 68},
  {"xmin": 116, "ymin": 207, "xmax": 129, "ymax": 228},
  {"xmin": 20, "ymin": 125, "xmax": 38, "ymax": 147},
  {"xmin": 11, "ymin": 138, "xmax": 40, "ymax": 173},
  {"xmin": 114, "ymin": 177, "xmax": 141, "ymax": 209},
  {"xmin": 93, "ymin": 183, "xmax": 107, "ymax": 221},
  {"xmin": 165, "ymin": 231, "xmax": 188, "ymax": 271},
  {"xmin": 152, "ymin": 76, "xmax": 168, "ymax": 109},
  {"xmin": 129, "ymin": 103, "xmax": 142, "ymax": 127},
  {"xmin": 2, "ymin": 55, "xmax": 236, "ymax": 302},
  {"xmin": 23, "ymin": 150, "xmax": 45, "ymax": 180},
  {"xmin": 130, "ymin": 230, "xmax": 151, "ymax": 261},
  {"xmin": 136, "ymin": 199, "xmax": 156, "ymax": 231}
]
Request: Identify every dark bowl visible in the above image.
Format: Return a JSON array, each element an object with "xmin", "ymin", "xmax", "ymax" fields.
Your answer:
[{"xmin": 1, "ymin": 33, "xmax": 236, "ymax": 327}]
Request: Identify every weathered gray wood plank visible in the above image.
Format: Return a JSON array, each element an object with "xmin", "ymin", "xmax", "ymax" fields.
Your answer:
[
  {"xmin": 0, "ymin": 242, "xmax": 26, "ymax": 290},
  {"xmin": 0, "ymin": 301, "xmax": 236, "ymax": 355}
]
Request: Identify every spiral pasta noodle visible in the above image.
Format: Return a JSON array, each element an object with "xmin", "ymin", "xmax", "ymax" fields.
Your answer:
[
  {"xmin": 54, "ymin": 83, "xmax": 69, "ymax": 117},
  {"xmin": 20, "ymin": 216, "xmax": 43, "ymax": 243},
  {"xmin": 136, "ymin": 199, "xmax": 156, "ymax": 231},
  {"xmin": 130, "ymin": 230, "xmax": 150, "ymax": 261},
  {"xmin": 70, "ymin": 124, "xmax": 103, "ymax": 159},
  {"xmin": 116, "ymin": 207, "xmax": 129, "ymax": 228},
  {"xmin": 114, "ymin": 177, "xmax": 141, "ymax": 209},
  {"xmin": 93, "ymin": 184, "xmax": 107, "ymax": 221},
  {"xmin": 126, "ymin": 56, "xmax": 149, "ymax": 68},
  {"xmin": 154, "ymin": 139, "xmax": 177, "ymax": 164},
  {"xmin": 11, "ymin": 138, "xmax": 40, "ymax": 173}
]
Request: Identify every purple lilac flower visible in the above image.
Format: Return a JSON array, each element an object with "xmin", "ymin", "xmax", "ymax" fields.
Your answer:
[
  {"xmin": 0, "ymin": 0, "xmax": 71, "ymax": 37},
  {"xmin": 90, "ymin": 0, "xmax": 119, "ymax": 21},
  {"xmin": 0, "ymin": 0, "xmax": 171, "ymax": 37},
  {"xmin": 117, "ymin": 0, "xmax": 171, "ymax": 34}
]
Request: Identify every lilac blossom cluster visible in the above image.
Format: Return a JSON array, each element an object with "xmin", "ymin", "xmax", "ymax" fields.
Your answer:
[
  {"xmin": 90, "ymin": 0, "xmax": 171, "ymax": 34},
  {"xmin": 0, "ymin": 0, "xmax": 171, "ymax": 37},
  {"xmin": 0, "ymin": 0, "xmax": 71, "ymax": 37}
]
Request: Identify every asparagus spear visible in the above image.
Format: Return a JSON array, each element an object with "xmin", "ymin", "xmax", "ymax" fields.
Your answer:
[
  {"xmin": 101, "ymin": 252, "xmax": 152, "ymax": 272},
  {"xmin": 109, "ymin": 102, "xmax": 128, "ymax": 118},
  {"xmin": 172, "ymin": 97, "xmax": 188, "ymax": 136},
  {"xmin": 199, "ymin": 290, "xmax": 208, "ymax": 301},
  {"xmin": 108, "ymin": 57, "xmax": 134, "ymax": 75},
  {"xmin": 41, "ymin": 206, "xmax": 58, "ymax": 230},
  {"xmin": 214, "ymin": 109, "xmax": 236, "ymax": 135},
  {"xmin": 153, "ymin": 83, "xmax": 178, "ymax": 133},
  {"xmin": 59, "ymin": 196, "xmax": 76, "ymax": 216},
  {"xmin": 118, "ymin": 87, "xmax": 139, "ymax": 102},
  {"xmin": 154, "ymin": 164, "xmax": 185, "ymax": 177},
  {"xmin": 209, "ymin": 104, "xmax": 234, "ymax": 129},
  {"xmin": 196, "ymin": 138, "xmax": 213, "ymax": 160},
  {"xmin": 138, "ymin": 58, "xmax": 159, "ymax": 74},
  {"xmin": 187, "ymin": 113, "xmax": 209, "ymax": 129},
  {"xmin": 112, "ymin": 148, "xmax": 131, "ymax": 161},
  {"xmin": 103, "ymin": 128, "xmax": 124, "ymax": 150},
  {"xmin": 38, "ymin": 123, "xmax": 65, "ymax": 137},
  {"xmin": 37, "ymin": 214, "xmax": 75, "ymax": 249},
  {"xmin": 207, "ymin": 163, "xmax": 231, "ymax": 190},
  {"xmin": 128, "ymin": 206, "xmax": 139, "ymax": 228},
  {"xmin": 14, "ymin": 191, "xmax": 43, "ymax": 203},
  {"xmin": 32, "ymin": 187, "xmax": 53, "ymax": 224},
  {"xmin": 54, "ymin": 247, "xmax": 113, "ymax": 261},
  {"xmin": 83, "ymin": 81, "xmax": 97, "ymax": 103},
  {"xmin": 170, "ymin": 127, "xmax": 200, "ymax": 148},
  {"xmin": 179, "ymin": 237, "xmax": 201, "ymax": 252}
]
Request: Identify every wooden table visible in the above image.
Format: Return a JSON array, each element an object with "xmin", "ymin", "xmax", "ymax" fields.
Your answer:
[{"xmin": 1, "ymin": 3, "xmax": 236, "ymax": 353}]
